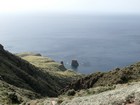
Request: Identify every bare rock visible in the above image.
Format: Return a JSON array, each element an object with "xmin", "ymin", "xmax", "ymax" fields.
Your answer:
[
  {"xmin": 71, "ymin": 60, "xmax": 79, "ymax": 68},
  {"xmin": 0, "ymin": 44, "xmax": 4, "ymax": 50},
  {"xmin": 60, "ymin": 61, "xmax": 64, "ymax": 65}
]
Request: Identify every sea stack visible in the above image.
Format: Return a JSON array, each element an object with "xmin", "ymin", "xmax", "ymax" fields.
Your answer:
[
  {"xmin": 71, "ymin": 60, "xmax": 79, "ymax": 68},
  {"xmin": 60, "ymin": 61, "xmax": 64, "ymax": 65}
]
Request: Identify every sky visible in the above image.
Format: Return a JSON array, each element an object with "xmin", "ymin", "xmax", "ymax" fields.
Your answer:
[{"xmin": 0, "ymin": 0, "xmax": 140, "ymax": 14}]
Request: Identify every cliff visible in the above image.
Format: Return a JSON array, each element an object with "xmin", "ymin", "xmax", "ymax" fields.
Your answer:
[
  {"xmin": 0, "ymin": 44, "xmax": 81, "ymax": 104},
  {"xmin": 1, "ymin": 43, "xmax": 140, "ymax": 105}
]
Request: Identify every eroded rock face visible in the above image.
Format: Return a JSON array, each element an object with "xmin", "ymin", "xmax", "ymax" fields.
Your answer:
[
  {"xmin": 62, "ymin": 72, "xmax": 104, "ymax": 93},
  {"xmin": 71, "ymin": 60, "xmax": 79, "ymax": 68},
  {"xmin": 0, "ymin": 44, "xmax": 4, "ymax": 50}
]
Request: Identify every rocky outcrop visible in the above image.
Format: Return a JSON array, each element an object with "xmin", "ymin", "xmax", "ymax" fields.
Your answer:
[
  {"xmin": 0, "ymin": 44, "xmax": 4, "ymax": 50},
  {"xmin": 62, "ymin": 72, "xmax": 104, "ymax": 92},
  {"xmin": 60, "ymin": 61, "xmax": 64, "ymax": 65},
  {"xmin": 71, "ymin": 60, "xmax": 79, "ymax": 68},
  {"xmin": 62, "ymin": 62, "xmax": 140, "ymax": 93}
]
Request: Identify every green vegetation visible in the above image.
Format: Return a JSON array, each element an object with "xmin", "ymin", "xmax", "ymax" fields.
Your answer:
[
  {"xmin": 1, "ymin": 44, "xmax": 140, "ymax": 105},
  {"xmin": 66, "ymin": 89, "xmax": 76, "ymax": 96},
  {"xmin": 17, "ymin": 52, "xmax": 83, "ymax": 89},
  {"xmin": 0, "ymin": 50, "xmax": 62, "ymax": 97},
  {"xmin": 62, "ymin": 62, "xmax": 140, "ymax": 95},
  {"xmin": 0, "ymin": 80, "xmax": 40, "ymax": 104},
  {"xmin": 75, "ymin": 85, "xmax": 116, "ymax": 97},
  {"xmin": 0, "ymin": 47, "xmax": 82, "ymax": 104}
]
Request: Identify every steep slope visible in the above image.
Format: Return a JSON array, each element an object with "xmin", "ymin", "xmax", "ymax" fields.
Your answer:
[
  {"xmin": 60, "ymin": 82, "xmax": 140, "ymax": 105},
  {"xmin": 0, "ymin": 80, "xmax": 40, "ymax": 104},
  {"xmin": 16, "ymin": 52, "xmax": 66, "ymax": 71},
  {"xmin": 62, "ymin": 62, "xmax": 140, "ymax": 93},
  {"xmin": 0, "ymin": 44, "xmax": 64, "ymax": 97},
  {"xmin": 16, "ymin": 52, "xmax": 83, "ymax": 90},
  {"xmin": 25, "ymin": 82, "xmax": 140, "ymax": 105},
  {"xmin": 0, "ymin": 44, "xmax": 82, "ymax": 104},
  {"xmin": 25, "ymin": 63, "xmax": 140, "ymax": 105}
]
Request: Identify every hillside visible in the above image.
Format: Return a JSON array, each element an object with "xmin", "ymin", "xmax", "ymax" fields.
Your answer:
[
  {"xmin": 61, "ymin": 82, "xmax": 140, "ymax": 105},
  {"xmin": 61, "ymin": 81, "xmax": 140, "ymax": 105},
  {"xmin": 1, "ymin": 43, "xmax": 140, "ymax": 105},
  {"xmin": 62, "ymin": 62, "xmax": 140, "ymax": 93},
  {"xmin": 25, "ymin": 62, "xmax": 140, "ymax": 105},
  {"xmin": 16, "ymin": 52, "xmax": 83, "ymax": 90},
  {"xmin": 0, "ymin": 44, "xmax": 82, "ymax": 104},
  {"xmin": 0, "ymin": 80, "xmax": 40, "ymax": 104},
  {"xmin": 26, "ymin": 82, "xmax": 140, "ymax": 105},
  {"xmin": 0, "ymin": 44, "xmax": 60, "ymax": 97}
]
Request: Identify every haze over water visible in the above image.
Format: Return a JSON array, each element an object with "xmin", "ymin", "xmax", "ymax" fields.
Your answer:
[{"xmin": 0, "ymin": 14, "xmax": 140, "ymax": 74}]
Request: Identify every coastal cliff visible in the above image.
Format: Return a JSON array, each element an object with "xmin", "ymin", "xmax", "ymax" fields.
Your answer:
[
  {"xmin": 1, "ymin": 44, "xmax": 140, "ymax": 105},
  {"xmin": 0, "ymin": 44, "xmax": 81, "ymax": 104}
]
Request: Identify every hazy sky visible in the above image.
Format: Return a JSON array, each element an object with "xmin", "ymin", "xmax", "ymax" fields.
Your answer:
[{"xmin": 0, "ymin": 0, "xmax": 140, "ymax": 14}]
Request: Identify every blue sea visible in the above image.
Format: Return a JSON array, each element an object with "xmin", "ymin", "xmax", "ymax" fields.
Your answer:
[{"xmin": 0, "ymin": 13, "xmax": 140, "ymax": 74}]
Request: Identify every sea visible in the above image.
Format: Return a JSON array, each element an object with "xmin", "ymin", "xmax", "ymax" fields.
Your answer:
[{"xmin": 0, "ymin": 13, "xmax": 140, "ymax": 74}]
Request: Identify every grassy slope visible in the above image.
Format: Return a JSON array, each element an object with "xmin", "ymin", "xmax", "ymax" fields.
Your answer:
[
  {"xmin": 3, "ymin": 45, "xmax": 140, "ymax": 105},
  {"xmin": 60, "ymin": 82, "xmax": 140, "ymax": 105},
  {"xmin": 25, "ymin": 62, "xmax": 140, "ymax": 105},
  {"xmin": 17, "ymin": 52, "xmax": 83, "ymax": 88},
  {"xmin": 25, "ymin": 82, "xmax": 140, "ymax": 105},
  {"xmin": 0, "ymin": 80, "xmax": 40, "ymax": 105},
  {"xmin": 0, "ymin": 47, "xmax": 82, "ymax": 104},
  {"xmin": 0, "ymin": 50, "xmax": 64, "ymax": 97}
]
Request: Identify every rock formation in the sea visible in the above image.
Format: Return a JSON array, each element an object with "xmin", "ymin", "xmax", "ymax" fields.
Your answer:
[
  {"xmin": 61, "ymin": 61, "xmax": 64, "ymax": 65},
  {"xmin": 71, "ymin": 60, "xmax": 79, "ymax": 68}
]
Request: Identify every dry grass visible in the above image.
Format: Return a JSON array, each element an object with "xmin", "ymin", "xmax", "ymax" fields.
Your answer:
[{"xmin": 17, "ymin": 52, "xmax": 83, "ymax": 82}]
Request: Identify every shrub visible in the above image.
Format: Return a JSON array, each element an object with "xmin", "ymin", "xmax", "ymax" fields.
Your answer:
[
  {"xmin": 66, "ymin": 89, "xmax": 76, "ymax": 96},
  {"xmin": 57, "ymin": 98, "xmax": 63, "ymax": 104},
  {"xmin": 8, "ymin": 92, "xmax": 22, "ymax": 104}
]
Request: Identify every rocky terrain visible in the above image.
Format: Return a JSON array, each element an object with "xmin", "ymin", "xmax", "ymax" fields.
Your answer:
[
  {"xmin": 1, "ymin": 43, "xmax": 140, "ymax": 105},
  {"xmin": 61, "ymin": 82, "xmax": 140, "ymax": 105},
  {"xmin": 26, "ymin": 82, "xmax": 140, "ymax": 105},
  {"xmin": 62, "ymin": 61, "xmax": 140, "ymax": 93}
]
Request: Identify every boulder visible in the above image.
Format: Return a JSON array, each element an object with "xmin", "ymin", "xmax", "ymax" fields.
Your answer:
[{"xmin": 71, "ymin": 60, "xmax": 79, "ymax": 68}]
